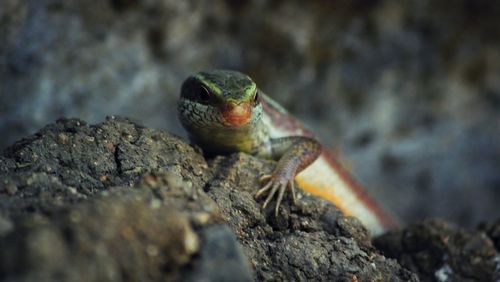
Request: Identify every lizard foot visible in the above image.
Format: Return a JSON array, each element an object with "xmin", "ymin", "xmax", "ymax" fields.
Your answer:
[{"xmin": 256, "ymin": 174, "xmax": 297, "ymax": 216}]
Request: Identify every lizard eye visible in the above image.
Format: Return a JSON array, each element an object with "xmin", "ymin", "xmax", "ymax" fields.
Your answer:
[
  {"xmin": 253, "ymin": 91, "xmax": 259, "ymax": 106},
  {"xmin": 198, "ymin": 85, "xmax": 211, "ymax": 103}
]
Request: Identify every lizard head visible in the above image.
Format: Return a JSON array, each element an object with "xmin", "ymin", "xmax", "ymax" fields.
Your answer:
[{"xmin": 178, "ymin": 70, "xmax": 261, "ymax": 128}]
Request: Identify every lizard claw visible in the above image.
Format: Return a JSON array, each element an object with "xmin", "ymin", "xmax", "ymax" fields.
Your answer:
[{"xmin": 256, "ymin": 175, "xmax": 297, "ymax": 216}]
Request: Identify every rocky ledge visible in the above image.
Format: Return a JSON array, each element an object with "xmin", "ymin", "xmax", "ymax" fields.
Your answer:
[{"xmin": 0, "ymin": 117, "xmax": 498, "ymax": 281}]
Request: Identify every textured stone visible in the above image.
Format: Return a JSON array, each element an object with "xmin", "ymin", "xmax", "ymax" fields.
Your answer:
[
  {"xmin": 374, "ymin": 219, "xmax": 500, "ymax": 281},
  {"xmin": 0, "ymin": 117, "xmax": 417, "ymax": 281}
]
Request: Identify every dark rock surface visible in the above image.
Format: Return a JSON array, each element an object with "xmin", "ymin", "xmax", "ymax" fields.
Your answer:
[
  {"xmin": 1, "ymin": 118, "xmax": 500, "ymax": 281},
  {"xmin": 1, "ymin": 0, "xmax": 500, "ymax": 229},
  {"xmin": 0, "ymin": 117, "xmax": 225, "ymax": 281},
  {"xmin": 206, "ymin": 153, "xmax": 413, "ymax": 281},
  {"xmin": 186, "ymin": 225, "xmax": 253, "ymax": 282},
  {"xmin": 480, "ymin": 219, "xmax": 500, "ymax": 252},
  {"xmin": 0, "ymin": 117, "xmax": 420, "ymax": 281},
  {"xmin": 375, "ymin": 219, "xmax": 500, "ymax": 281}
]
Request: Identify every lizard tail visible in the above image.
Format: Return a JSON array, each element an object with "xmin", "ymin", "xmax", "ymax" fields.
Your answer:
[{"xmin": 296, "ymin": 149, "xmax": 399, "ymax": 236}]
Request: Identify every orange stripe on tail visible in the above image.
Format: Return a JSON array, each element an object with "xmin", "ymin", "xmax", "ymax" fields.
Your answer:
[{"xmin": 296, "ymin": 151, "xmax": 399, "ymax": 235}]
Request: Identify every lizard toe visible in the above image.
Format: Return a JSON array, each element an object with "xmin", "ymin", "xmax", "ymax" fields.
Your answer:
[
  {"xmin": 289, "ymin": 180, "xmax": 297, "ymax": 205},
  {"xmin": 262, "ymin": 182, "xmax": 280, "ymax": 209},
  {"xmin": 256, "ymin": 180, "xmax": 273, "ymax": 198},
  {"xmin": 259, "ymin": 174, "xmax": 272, "ymax": 183},
  {"xmin": 274, "ymin": 182, "xmax": 288, "ymax": 216}
]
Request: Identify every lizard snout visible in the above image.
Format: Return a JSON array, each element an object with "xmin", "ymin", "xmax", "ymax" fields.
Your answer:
[{"xmin": 222, "ymin": 102, "xmax": 252, "ymax": 126}]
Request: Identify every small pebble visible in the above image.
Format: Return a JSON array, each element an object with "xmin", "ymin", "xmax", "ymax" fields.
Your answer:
[{"xmin": 57, "ymin": 133, "xmax": 69, "ymax": 145}]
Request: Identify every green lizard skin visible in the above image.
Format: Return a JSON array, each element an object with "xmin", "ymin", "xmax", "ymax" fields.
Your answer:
[{"xmin": 178, "ymin": 70, "xmax": 321, "ymax": 215}]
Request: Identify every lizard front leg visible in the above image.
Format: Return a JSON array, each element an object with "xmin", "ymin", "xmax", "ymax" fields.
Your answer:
[{"xmin": 256, "ymin": 136, "xmax": 321, "ymax": 216}]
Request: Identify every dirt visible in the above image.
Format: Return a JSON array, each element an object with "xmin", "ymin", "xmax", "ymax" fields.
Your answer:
[{"xmin": 0, "ymin": 117, "xmax": 498, "ymax": 281}]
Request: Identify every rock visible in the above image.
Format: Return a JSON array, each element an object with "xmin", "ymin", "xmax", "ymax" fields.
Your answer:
[
  {"xmin": 0, "ymin": 186, "xmax": 209, "ymax": 282},
  {"xmin": 0, "ymin": 116, "xmax": 208, "ymax": 217},
  {"xmin": 374, "ymin": 219, "xmax": 500, "ymax": 281},
  {"xmin": 0, "ymin": 117, "xmax": 228, "ymax": 281},
  {"xmin": 187, "ymin": 225, "xmax": 253, "ymax": 282},
  {"xmin": 479, "ymin": 219, "xmax": 500, "ymax": 251},
  {"xmin": 0, "ymin": 117, "xmax": 417, "ymax": 281},
  {"xmin": 206, "ymin": 153, "xmax": 416, "ymax": 281}
]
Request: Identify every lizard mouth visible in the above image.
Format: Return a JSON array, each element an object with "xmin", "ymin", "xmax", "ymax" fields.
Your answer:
[{"xmin": 222, "ymin": 102, "xmax": 252, "ymax": 126}]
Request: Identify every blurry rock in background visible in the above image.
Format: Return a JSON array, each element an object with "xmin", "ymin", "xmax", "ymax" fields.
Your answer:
[{"xmin": 1, "ymin": 0, "xmax": 499, "ymax": 228}]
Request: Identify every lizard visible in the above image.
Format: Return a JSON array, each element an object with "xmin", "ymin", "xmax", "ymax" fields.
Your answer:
[{"xmin": 177, "ymin": 69, "xmax": 398, "ymax": 235}]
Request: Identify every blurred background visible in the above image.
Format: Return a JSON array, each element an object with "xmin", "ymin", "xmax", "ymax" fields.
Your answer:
[{"xmin": 1, "ymin": 0, "xmax": 499, "ymax": 228}]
